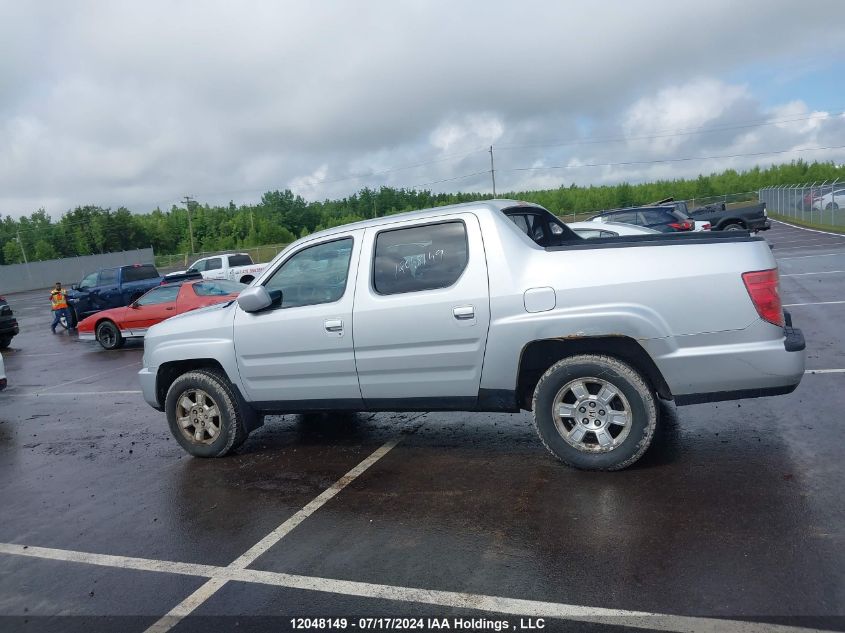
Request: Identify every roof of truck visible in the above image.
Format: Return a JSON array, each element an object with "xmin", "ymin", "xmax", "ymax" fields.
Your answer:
[{"xmin": 306, "ymin": 199, "xmax": 544, "ymax": 240}]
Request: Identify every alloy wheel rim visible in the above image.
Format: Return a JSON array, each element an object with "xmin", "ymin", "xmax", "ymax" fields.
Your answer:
[
  {"xmin": 552, "ymin": 377, "xmax": 632, "ymax": 452},
  {"xmin": 176, "ymin": 389, "xmax": 222, "ymax": 445}
]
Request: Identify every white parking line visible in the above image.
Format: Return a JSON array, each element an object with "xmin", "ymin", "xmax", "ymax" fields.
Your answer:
[
  {"xmin": 770, "ymin": 237, "xmax": 845, "ymax": 246},
  {"xmin": 0, "ymin": 542, "xmax": 831, "ymax": 633},
  {"xmin": 778, "ymin": 253, "xmax": 845, "ymax": 261},
  {"xmin": 4, "ymin": 390, "xmax": 143, "ymax": 397},
  {"xmin": 144, "ymin": 437, "xmax": 403, "ymax": 633},
  {"xmin": 805, "ymin": 369, "xmax": 845, "ymax": 374},
  {"xmin": 35, "ymin": 361, "xmax": 141, "ymax": 394},
  {"xmin": 783, "ymin": 300, "xmax": 845, "ymax": 307},
  {"xmin": 771, "ymin": 219, "xmax": 845, "ymax": 237},
  {"xmin": 781, "ymin": 270, "xmax": 845, "ymax": 277}
]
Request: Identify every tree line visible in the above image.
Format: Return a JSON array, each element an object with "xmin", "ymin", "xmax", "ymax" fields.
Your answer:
[{"xmin": 2, "ymin": 159, "xmax": 844, "ymax": 265}]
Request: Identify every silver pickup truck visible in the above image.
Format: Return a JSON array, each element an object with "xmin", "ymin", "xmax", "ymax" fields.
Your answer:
[{"xmin": 139, "ymin": 200, "xmax": 805, "ymax": 470}]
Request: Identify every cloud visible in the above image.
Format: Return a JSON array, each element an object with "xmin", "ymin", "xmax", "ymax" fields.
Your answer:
[{"xmin": 1, "ymin": 0, "xmax": 845, "ymax": 217}]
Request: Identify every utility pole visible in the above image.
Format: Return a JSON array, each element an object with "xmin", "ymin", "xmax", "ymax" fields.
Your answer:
[
  {"xmin": 182, "ymin": 196, "xmax": 196, "ymax": 254},
  {"xmin": 489, "ymin": 145, "xmax": 497, "ymax": 197},
  {"xmin": 16, "ymin": 231, "xmax": 28, "ymax": 265}
]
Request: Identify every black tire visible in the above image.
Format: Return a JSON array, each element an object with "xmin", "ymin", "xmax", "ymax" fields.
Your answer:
[
  {"xmin": 165, "ymin": 369, "xmax": 249, "ymax": 457},
  {"xmin": 531, "ymin": 354, "xmax": 657, "ymax": 471},
  {"xmin": 826, "ymin": 202, "xmax": 839, "ymax": 211},
  {"xmin": 95, "ymin": 320, "xmax": 124, "ymax": 350},
  {"xmin": 723, "ymin": 223, "xmax": 744, "ymax": 231},
  {"xmin": 0, "ymin": 335, "xmax": 12, "ymax": 349}
]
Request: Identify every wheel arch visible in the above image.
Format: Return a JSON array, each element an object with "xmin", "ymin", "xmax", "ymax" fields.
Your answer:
[
  {"xmin": 516, "ymin": 336, "xmax": 672, "ymax": 410},
  {"xmin": 719, "ymin": 218, "xmax": 746, "ymax": 229},
  {"xmin": 156, "ymin": 358, "xmax": 227, "ymax": 408},
  {"xmin": 156, "ymin": 359, "xmax": 263, "ymax": 432}
]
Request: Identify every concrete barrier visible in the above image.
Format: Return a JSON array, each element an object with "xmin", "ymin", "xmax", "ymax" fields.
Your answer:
[{"xmin": 0, "ymin": 248, "xmax": 155, "ymax": 294}]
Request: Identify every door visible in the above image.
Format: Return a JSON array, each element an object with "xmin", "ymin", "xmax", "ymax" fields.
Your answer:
[
  {"xmin": 122, "ymin": 285, "xmax": 180, "ymax": 331},
  {"xmin": 353, "ymin": 213, "xmax": 491, "ymax": 407},
  {"xmin": 233, "ymin": 231, "xmax": 363, "ymax": 406},
  {"xmin": 203, "ymin": 257, "xmax": 226, "ymax": 280},
  {"xmin": 92, "ymin": 268, "xmax": 120, "ymax": 311}
]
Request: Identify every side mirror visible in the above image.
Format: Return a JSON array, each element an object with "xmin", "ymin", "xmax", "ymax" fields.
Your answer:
[{"xmin": 237, "ymin": 286, "xmax": 274, "ymax": 313}]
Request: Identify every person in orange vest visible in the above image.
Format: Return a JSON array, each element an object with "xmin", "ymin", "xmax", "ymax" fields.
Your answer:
[{"xmin": 50, "ymin": 282, "xmax": 72, "ymax": 334}]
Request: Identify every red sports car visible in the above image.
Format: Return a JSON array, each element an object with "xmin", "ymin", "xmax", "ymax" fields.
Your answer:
[{"xmin": 77, "ymin": 279, "xmax": 245, "ymax": 349}]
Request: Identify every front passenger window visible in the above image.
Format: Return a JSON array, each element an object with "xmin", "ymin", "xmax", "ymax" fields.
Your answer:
[{"xmin": 264, "ymin": 238, "xmax": 353, "ymax": 308}]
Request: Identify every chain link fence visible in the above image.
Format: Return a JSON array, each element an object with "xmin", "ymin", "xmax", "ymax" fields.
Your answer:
[
  {"xmin": 760, "ymin": 180, "xmax": 843, "ymax": 228},
  {"xmin": 154, "ymin": 243, "xmax": 290, "ymax": 273}
]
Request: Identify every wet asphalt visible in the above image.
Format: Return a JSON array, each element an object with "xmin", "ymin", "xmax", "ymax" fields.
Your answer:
[{"xmin": 0, "ymin": 220, "xmax": 843, "ymax": 633}]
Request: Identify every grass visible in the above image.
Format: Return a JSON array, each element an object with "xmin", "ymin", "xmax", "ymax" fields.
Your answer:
[{"xmin": 768, "ymin": 212, "xmax": 845, "ymax": 235}]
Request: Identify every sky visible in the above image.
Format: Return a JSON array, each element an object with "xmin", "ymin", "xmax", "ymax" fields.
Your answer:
[{"xmin": 2, "ymin": 0, "xmax": 845, "ymax": 219}]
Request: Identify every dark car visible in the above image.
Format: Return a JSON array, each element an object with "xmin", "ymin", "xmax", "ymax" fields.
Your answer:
[
  {"xmin": 689, "ymin": 202, "xmax": 770, "ymax": 232},
  {"xmin": 0, "ymin": 294, "xmax": 20, "ymax": 349},
  {"xmin": 587, "ymin": 206, "xmax": 694, "ymax": 232},
  {"xmin": 67, "ymin": 264, "xmax": 163, "ymax": 326}
]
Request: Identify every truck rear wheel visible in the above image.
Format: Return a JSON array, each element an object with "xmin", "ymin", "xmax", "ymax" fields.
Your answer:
[
  {"xmin": 531, "ymin": 354, "xmax": 657, "ymax": 471},
  {"xmin": 165, "ymin": 369, "xmax": 249, "ymax": 457},
  {"xmin": 723, "ymin": 223, "xmax": 744, "ymax": 231}
]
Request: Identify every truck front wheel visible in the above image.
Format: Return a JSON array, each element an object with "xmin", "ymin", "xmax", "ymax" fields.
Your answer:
[
  {"xmin": 531, "ymin": 354, "xmax": 657, "ymax": 471},
  {"xmin": 165, "ymin": 369, "xmax": 249, "ymax": 457}
]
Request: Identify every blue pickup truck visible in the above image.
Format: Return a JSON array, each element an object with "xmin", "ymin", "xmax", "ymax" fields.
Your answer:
[{"xmin": 67, "ymin": 264, "xmax": 162, "ymax": 325}]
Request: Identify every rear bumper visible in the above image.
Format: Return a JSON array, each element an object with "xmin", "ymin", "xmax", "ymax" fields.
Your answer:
[
  {"xmin": 650, "ymin": 321, "xmax": 806, "ymax": 405},
  {"xmin": 0, "ymin": 319, "xmax": 19, "ymax": 336},
  {"xmin": 139, "ymin": 366, "xmax": 162, "ymax": 410}
]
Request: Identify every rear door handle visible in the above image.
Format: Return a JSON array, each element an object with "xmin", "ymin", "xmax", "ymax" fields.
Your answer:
[
  {"xmin": 325, "ymin": 319, "xmax": 343, "ymax": 333},
  {"xmin": 453, "ymin": 306, "xmax": 475, "ymax": 320}
]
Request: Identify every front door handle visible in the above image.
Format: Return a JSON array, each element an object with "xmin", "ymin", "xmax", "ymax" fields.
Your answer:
[
  {"xmin": 325, "ymin": 319, "xmax": 343, "ymax": 333},
  {"xmin": 453, "ymin": 306, "xmax": 475, "ymax": 320}
]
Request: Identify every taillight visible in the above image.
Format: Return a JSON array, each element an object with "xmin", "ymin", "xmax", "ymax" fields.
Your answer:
[
  {"xmin": 668, "ymin": 221, "xmax": 693, "ymax": 231},
  {"xmin": 703, "ymin": 223, "xmax": 711, "ymax": 231},
  {"xmin": 742, "ymin": 269, "xmax": 784, "ymax": 327}
]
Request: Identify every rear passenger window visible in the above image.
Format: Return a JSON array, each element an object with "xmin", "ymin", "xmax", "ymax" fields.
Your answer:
[
  {"xmin": 611, "ymin": 211, "xmax": 638, "ymax": 224},
  {"xmin": 373, "ymin": 222, "xmax": 468, "ymax": 295},
  {"xmin": 98, "ymin": 269, "xmax": 118, "ymax": 285},
  {"xmin": 123, "ymin": 265, "xmax": 159, "ymax": 282},
  {"xmin": 640, "ymin": 209, "xmax": 673, "ymax": 225}
]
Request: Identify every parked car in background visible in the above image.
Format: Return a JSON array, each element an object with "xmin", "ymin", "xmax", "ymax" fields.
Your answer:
[
  {"xmin": 67, "ymin": 264, "xmax": 162, "ymax": 326},
  {"xmin": 587, "ymin": 206, "xmax": 694, "ymax": 232},
  {"xmin": 647, "ymin": 199, "xmax": 709, "ymax": 231},
  {"xmin": 566, "ymin": 221, "xmax": 660, "ymax": 238},
  {"xmin": 0, "ymin": 352, "xmax": 6, "ymax": 391},
  {"xmin": 78, "ymin": 278, "xmax": 245, "ymax": 350},
  {"xmin": 0, "ymin": 295, "xmax": 19, "ymax": 349},
  {"xmin": 689, "ymin": 202, "xmax": 770, "ymax": 232},
  {"xmin": 140, "ymin": 200, "xmax": 805, "ymax": 471},
  {"xmin": 812, "ymin": 189, "xmax": 845, "ymax": 211},
  {"xmin": 177, "ymin": 253, "xmax": 269, "ymax": 284}
]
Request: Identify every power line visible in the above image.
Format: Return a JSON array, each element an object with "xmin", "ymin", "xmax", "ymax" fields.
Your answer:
[
  {"xmin": 496, "ymin": 109, "xmax": 845, "ymax": 151},
  {"xmin": 506, "ymin": 144, "xmax": 845, "ymax": 173}
]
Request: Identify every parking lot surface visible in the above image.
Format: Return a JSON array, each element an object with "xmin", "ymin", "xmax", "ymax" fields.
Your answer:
[{"xmin": 1, "ymin": 219, "xmax": 844, "ymax": 632}]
